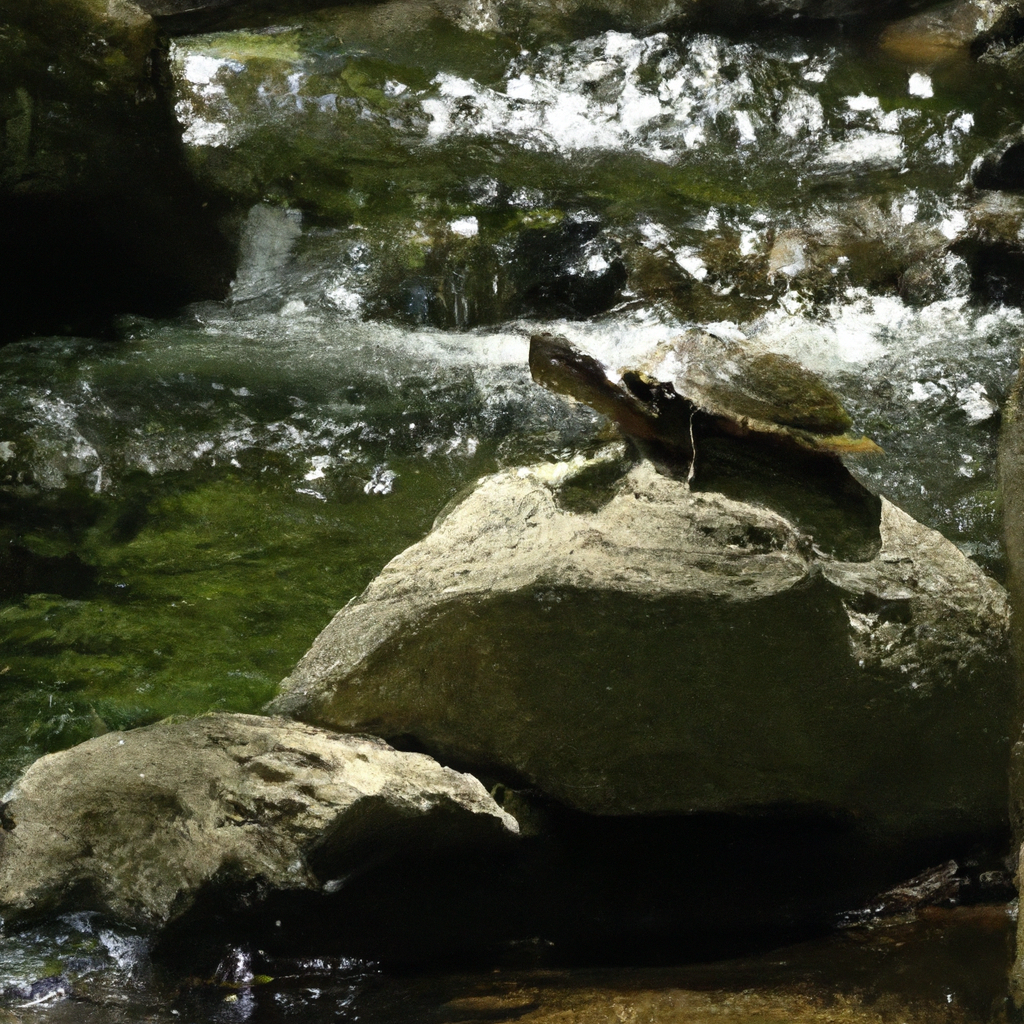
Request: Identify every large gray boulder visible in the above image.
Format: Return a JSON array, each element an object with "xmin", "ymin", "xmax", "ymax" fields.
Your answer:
[
  {"xmin": 271, "ymin": 456, "xmax": 1012, "ymax": 844},
  {"xmin": 0, "ymin": 713, "xmax": 517, "ymax": 930}
]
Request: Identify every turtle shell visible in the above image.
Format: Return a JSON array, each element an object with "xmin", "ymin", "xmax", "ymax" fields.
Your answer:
[
  {"xmin": 529, "ymin": 331, "xmax": 880, "ymax": 459},
  {"xmin": 653, "ymin": 331, "xmax": 852, "ymax": 435}
]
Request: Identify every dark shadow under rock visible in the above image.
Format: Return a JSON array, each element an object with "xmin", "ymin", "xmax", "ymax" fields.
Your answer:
[
  {"xmin": 153, "ymin": 800, "xmax": 1012, "ymax": 973},
  {"xmin": 682, "ymin": 433, "xmax": 883, "ymax": 562},
  {"xmin": 973, "ymin": 135, "xmax": 1024, "ymax": 192}
]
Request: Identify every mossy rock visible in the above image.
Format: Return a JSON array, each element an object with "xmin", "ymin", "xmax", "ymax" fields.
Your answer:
[{"xmin": 0, "ymin": 0, "xmax": 232, "ymax": 338}]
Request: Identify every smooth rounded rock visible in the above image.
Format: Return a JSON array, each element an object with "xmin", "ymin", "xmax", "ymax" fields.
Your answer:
[
  {"xmin": 880, "ymin": 0, "xmax": 1022, "ymax": 62},
  {"xmin": 0, "ymin": 713, "xmax": 518, "ymax": 930}
]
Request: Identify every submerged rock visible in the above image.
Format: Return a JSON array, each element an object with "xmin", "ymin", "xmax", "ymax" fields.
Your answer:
[
  {"xmin": 623, "ymin": 198, "xmax": 969, "ymax": 317},
  {"xmin": 271, "ymin": 455, "xmax": 1012, "ymax": 844},
  {"xmin": 0, "ymin": 713, "xmax": 517, "ymax": 930},
  {"xmin": 880, "ymin": 0, "xmax": 1023, "ymax": 63},
  {"xmin": 973, "ymin": 132, "xmax": 1024, "ymax": 192}
]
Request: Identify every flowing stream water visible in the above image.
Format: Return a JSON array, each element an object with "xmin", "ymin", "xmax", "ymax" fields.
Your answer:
[{"xmin": 2, "ymin": 4, "xmax": 1023, "ymax": 1019}]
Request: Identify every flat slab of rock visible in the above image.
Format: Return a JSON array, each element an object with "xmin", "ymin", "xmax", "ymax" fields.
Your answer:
[
  {"xmin": 271, "ymin": 458, "xmax": 1012, "ymax": 843},
  {"xmin": 0, "ymin": 714, "xmax": 517, "ymax": 929}
]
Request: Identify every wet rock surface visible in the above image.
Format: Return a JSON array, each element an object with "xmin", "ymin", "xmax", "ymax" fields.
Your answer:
[
  {"xmin": 272, "ymin": 455, "xmax": 1012, "ymax": 842},
  {"xmin": 0, "ymin": 0, "xmax": 232, "ymax": 339},
  {"xmin": 316, "ymin": 912, "xmax": 1013, "ymax": 1024},
  {"xmin": 0, "ymin": 713, "xmax": 517, "ymax": 930},
  {"xmin": 880, "ymin": 0, "xmax": 1024, "ymax": 64},
  {"xmin": 997, "ymin": 365, "xmax": 1024, "ymax": 1008},
  {"xmin": 974, "ymin": 131, "xmax": 1024, "ymax": 191}
]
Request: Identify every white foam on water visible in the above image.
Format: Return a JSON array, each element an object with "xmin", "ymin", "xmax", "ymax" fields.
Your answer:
[
  {"xmin": 925, "ymin": 110, "xmax": 976, "ymax": 166},
  {"xmin": 364, "ymin": 465, "xmax": 397, "ymax": 495},
  {"xmin": 909, "ymin": 73, "xmax": 934, "ymax": 99},
  {"xmin": 778, "ymin": 90, "xmax": 824, "ymax": 137},
  {"xmin": 178, "ymin": 113, "xmax": 231, "ymax": 147},
  {"xmin": 819, "ymin": 131, "xmax": 903, "ymax": 166},
  {"xmin": 845, "ymin": 93, "xmax": 880, "ymax": 112},
  {"xmin": 959, "ymin": 381, "xmax": 999, "ymax": 422},
  {"xmin": 737, "ymin": 231, "xmax": 761, "ymax": 258},
  {"xmin": 418, "ymin": 31, "xmax": 833, "ymax": 164},
  {"xmin": 325, "ymin": 278, "xmax": 365, "ymax": 316},
  {"xmin": 171, "ymin": 44, "xmax": 245, "ymax": 147},
  {"xmin": 674, "ymin": 249, "xmax": 709, "ymax": 280},
  {"xmin": 751, "ymin": 293, "xmax": 1024, "ymax": 380},
  {"xmin": 181, "ymin": 53, "xmax": 241, "ymax": 85},
  {"xmin": 98, "ymin": 930, "xmax": 150, "ymax": 974},
  {"xmin": 953, "ymin": 112, "xmax": 974, "ymax": 133},
  {"xmin": 178, "ymin": 293, "xmax": 1012, "ymax": 429},
  {"xmin": 450, "ymin": 216, "xmax": 479, "ymax": 237},
  {"xmin": 734, "ymin": 110, "xmax": 757, "ymax": 144},
  {"xmin": 939, "ymin": 210, "xmax": 968, "ymax": 239},
  {"xmin": 168, "ymin": 27, "xmax": 979, "ymax": 186}
]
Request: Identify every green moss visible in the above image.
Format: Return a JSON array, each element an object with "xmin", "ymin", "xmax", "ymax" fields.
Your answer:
[
  {"xmin": 199, "ymin": 29, "xmax": 303, "ymax": 63},
  {"xmin": 0, "ymin": 436, "xmax": 503, "ymax": 789},
  {"xmin": 509, "ymin": 208, "xmax": 565, "ymax": 230},
  {"xmin": 338, "ymin": 64, "xmax": 387, "ymax": 104}
]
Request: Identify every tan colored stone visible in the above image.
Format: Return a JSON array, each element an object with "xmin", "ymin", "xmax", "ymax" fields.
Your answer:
[
  {"xmin": 0, "ymin": 713, "xmax": 517, "ymax": 929},
  {"xmin": 272, "ymin": 456, "xmax": 1011, "ymax": 841},
  {"xmin": 880, "ymin": 0, "xmax": 1021, "ymax": 62}
]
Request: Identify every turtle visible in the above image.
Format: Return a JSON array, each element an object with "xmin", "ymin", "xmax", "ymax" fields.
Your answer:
[{"xmin": 529, "ymin": 330, "xmax": 881, "ymax": 461}]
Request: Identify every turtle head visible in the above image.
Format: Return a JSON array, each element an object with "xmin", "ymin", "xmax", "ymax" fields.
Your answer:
[{"xmin": 529, "ymin": 333, "xmax": 611, "ymax": 399}]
